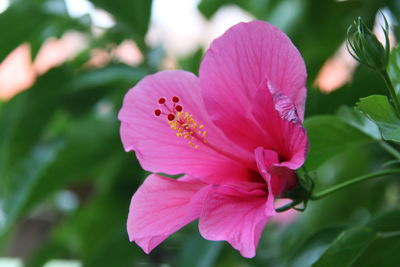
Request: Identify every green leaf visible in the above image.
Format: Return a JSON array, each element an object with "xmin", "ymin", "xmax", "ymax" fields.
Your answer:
[
  {"xmin": 0, "ymin": 67, "xmax": 72, "ymax": 195},
  {"xmin": 388, "ymin": 45, "xmax": 400, "ymax": 97},
  {"xmin": 178, "ymin": 234, "xmax": 223, "ymax": 267},
  {"xmin": 198, "ymin": 0, "xmax": 237, "ymax": 19},
  {"xmin": 352, "ymin": 236, "xmax": 400, "ymax": 267},
  {"xmin": 178, "ymin": 48, "xmax": 203, "ymax": 75},
  {"xmin": 25, "ymin": 111, "xmax": 120, "ymax": 212},
  {"xmin": 287, "ymin": 226, "xmax": 347, "ymax": 267},
  {"xmin": 0, "ymin": 108, "xmax": 119, "ymax": 234},
  {"xmin": 337, "ymin": 106, "xmax": 380, "ymax": 139},
  {"xmin": 87, "ymin": 0, "xmax": 152, "ymax": 45},
  {"xmin": 26, "ymin": 152, "xmax": 145, "ymax": 267},
  {"xmin": 304, "ymin": 115, "xmax": 375, "ymax": 170},
  {"xmin": 1, "ymin": 141, "xmax": 64, "ymax": 234},
  {"xmin": 351, "ymin": 209, "xmax": 400, "ymax": 266},
  {"xmin": 0, "ymin": 3, "xmax": 50, "ymax": 61},
  {"xmin": 356, "ymin": 95, "xmax": 400, "ymax": 142},
  {"xmin": 367, "ymin": 209, "xmax": 400, "ymax": 232},
  {"xmin": 312, "ymin": 227, "xmax": 376, "ymax": 267},
  {"xmin": 64, "ymin": 65, "xmax": 147, "ymax": 115},
  {"xmin": 0, "ymin": 1, "xmax": 87, "ymax": 62}
]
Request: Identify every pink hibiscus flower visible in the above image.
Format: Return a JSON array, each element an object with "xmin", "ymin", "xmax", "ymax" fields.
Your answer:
[{"xmin": 118, "ymin": 21, "xmax": 308, "ymax": 258}]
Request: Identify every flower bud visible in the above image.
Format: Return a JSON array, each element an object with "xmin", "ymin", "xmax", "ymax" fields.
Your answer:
[{"xmin": 347, "ymin": 16, "xmax": 390, "ymax": 72}]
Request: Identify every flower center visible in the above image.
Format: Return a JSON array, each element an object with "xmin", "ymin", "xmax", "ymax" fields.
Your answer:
[
  {"xmin": 153, "ymin": 97, "xmax": 251, "ymax": 169},
  {"xmin": 154, "ymin": 96, "xmax": 207, "ymax": 149}
]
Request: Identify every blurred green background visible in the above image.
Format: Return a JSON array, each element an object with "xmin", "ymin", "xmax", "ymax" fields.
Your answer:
[{"xmin": 0, "ymin": 0, "xmax": 400, "ymax": 266}]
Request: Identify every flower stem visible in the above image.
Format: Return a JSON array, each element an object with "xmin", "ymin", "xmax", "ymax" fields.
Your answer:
[
  {"xmin": 310, "ymin": 169, "xmax": 400, "ymax": 200},
  {"xmin": 380, "ymin": 71, "xmax": 400, "ymax": 115}
]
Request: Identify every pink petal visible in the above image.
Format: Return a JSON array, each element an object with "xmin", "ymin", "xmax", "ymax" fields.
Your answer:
[
  {"xmin": 199, "ymin": 22, "xmax": 307, "ymax": 144},
  {"xmin": 199, "ymin": 182, "xmax": 271, "ymax": 258},
  {"xmin": 251, "ymin": 86, "xmax": 308, "ymax": 171},
  {"xmin": 119, "ymin": 70, "xmax": 255, "ymax": 183},
  {"xmin": 269, "ymin": 166, "xmax": 298, "ymax": 195},
  {"xmin": 127, "ymin": 174, "xmax": 209, "ymax": 253},
  {"xmin": 254, "ymin": 146, "xmax": 297, "ymax": 197}
]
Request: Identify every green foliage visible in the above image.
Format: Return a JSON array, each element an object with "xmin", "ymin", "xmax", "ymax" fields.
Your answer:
[
  {"xmin": 312, "ymin": 227, "xmax": 376, "ymax": 267},
  {"xmin": 0, "ymin": 3, "xmax": 50, "ymax": 61},
  {"xmin": 388, "ymin": 45, "xmax": 400, "ymax": 96},
  {"xmin": 87, "ymin": 0, "xmax": 152, "ymax": 48},
  {"xmin": 1, "ymin": 0, "xmax": 400, "ymax": 266},
  {"xmin": 356, "ymin": 95, "xmax": 400, "ymax": 143},
  {"xmin": 313, "ymin": 210, "xmax": 400, "ymax": 267},
  {"xmin": 304, "ymin": 115, "xmax": 375, "ymax": 170},
  {"xmin": 336, "ymin": 106, "xmax": 380, "ymax": 139},
  {"xmin": 178, "ymin": 235, "xmax": 223, "ymax": 267},
  {"xmin": 0, "ymin": 1, "xmax": 89, "ymax": 61}
]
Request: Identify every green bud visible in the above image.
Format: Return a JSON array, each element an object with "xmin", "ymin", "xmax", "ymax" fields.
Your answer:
[{"xmin": 347, "ymin": 15, "xmax": 390, "ymax": 72}]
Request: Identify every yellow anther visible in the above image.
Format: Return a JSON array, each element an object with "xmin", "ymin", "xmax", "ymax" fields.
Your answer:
[{"xmin": 167, "ymin": 110, "xmax": 207, "ymax": 150}]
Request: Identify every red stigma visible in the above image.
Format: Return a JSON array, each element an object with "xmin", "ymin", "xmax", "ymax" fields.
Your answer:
[
  {"xmin": 154, "ymin": 109, "xmax": 161, "ymax": 116},
  {"xmin": 158, "ymin": 97, "xmax": 166, "ymax": 104},
  {"xmin": 167, "ymin": 114, "xmax": 175, "ymax": 121},
  {"xmin": 175, "ymin": 105, "xmax": 183, "ymax": 112},
  {"xmin": 154, "ymin": 95, "xmax": 184, "ymax": 120}
]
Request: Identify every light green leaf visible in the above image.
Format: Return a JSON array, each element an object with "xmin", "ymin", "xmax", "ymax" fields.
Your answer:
[
  {"xmin": 337, "ymin": 106, "xmax": 380, "ymax": 139},
  {"xmin": 388, "ymin": 45, "xmax": 400, "ymax": 97},
  {"xmin": 288, "ymin": 226, "xmax": 347, "ymax": 267},
  {"xmin": 178, "ymin": 234, "xmax": 223, "ymax": 267},
  {"xmin": 304, "ymin": 115, "xmax": 375, "ymax": 170},
  {"xmin": 312, "ymin": 227, "xmax": 376, "ymax": 267},
  {"xmin": 356, "ymin": 95, "xmax": 400, "ymax": 142}
]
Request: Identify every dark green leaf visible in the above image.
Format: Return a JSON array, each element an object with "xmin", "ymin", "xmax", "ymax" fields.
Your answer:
[
  {"xmin": 312, "ymin": 227, "xmax": 376, "ymax": 267},
  {"xmin": 26, "ymin": 153, "xmax": 145, "ymax": 267},
  {"xmin": 198, "ymin": 0, "xmax": 237, "ymax": 19},
  {"xmin": 356, "ymin": 95, "xmax": 400, "ymax": 142},
  {"xmin": 63, "ymin": 65, "xmax": 147, "ymax": 116},
  {"xmin": 304, "ymin": 115, "xmax": 375, "ymax": 170},
  {"xmin": 1, "ymin": 141, "xmax": 64, "ymax": 234},
  {"xmin": 0, "ymin": 1, "xmax": 88, "ymax": 62},
  {"xmin": 87, "ymin": 0, "xmax": 152, "ymax": 45},
  {"xmin": 0, "ymin": 67, "xmax": 72, "ymax": 195},
  {"xmin": 178, "ymin": 48, "xmax": 203, "ymax": 75},
  {"xmin": 0, "ymin": 3, "xmax": 50, "ymax": 61},
  {"xmin": 367, "ymin": 209, "xmax": 400, "ymax": 232},
  {"xmin": 352, "ymin": 236, "xmax": 400, "ymax": 267},
  {"xmin": 350, "ymin": 209, "xmax": 400, "ymax": 266},
  {"xmin": 1, "ymin": 107, "xmax": 120, "ymax": 234},
  {"xmin": 68, "ymin": 65, "xmax": 146, "ymax": 91},
  {"xmin": 24, "ymin": 111, "xmax": 120, "ymax": 213}
]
